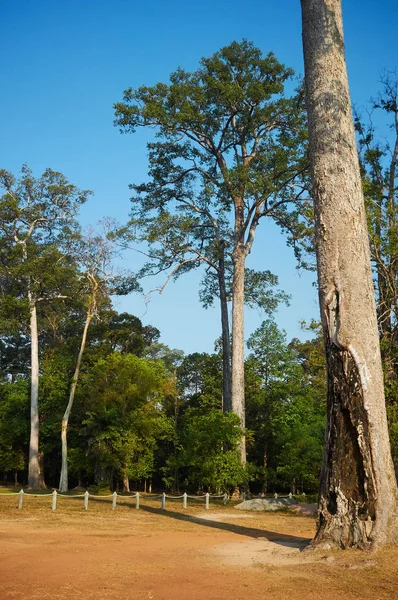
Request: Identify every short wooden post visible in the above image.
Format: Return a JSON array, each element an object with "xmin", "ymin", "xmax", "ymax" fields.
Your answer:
[
  {"xmin": 161, "ymin": 492, "xmax": 166, "ymax": 510},
  {"xmin": 52, "ymin": 490, "xmax": 57, "ymax": 511},
  {"xmin": 223, "ymin": 493, "xmax": 228, "ymax": 505},
  {"xmin": 18, "ymin": 489, "xmax": 24, "ymax": 510},
  {"xmin": 112, "ymin": 491, "xmax": 117, "ymax": 510},
  {"xmin": 205, "ymin": 492, "xmax": 209, "ymax": 510},
  {"xmin": 84, "ymin": 490, "xmax": 89, "ymax": 510},
  {"xmin": 136, "ymin": 492, "xmax": 140, "ymax": 509},
  {"xmin": 183, "ymin": 492, "xmax": 187, "ymax": 509}
]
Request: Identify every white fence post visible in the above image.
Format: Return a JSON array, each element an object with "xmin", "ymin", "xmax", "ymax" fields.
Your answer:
[
  {"xmin": 136, "ymin": 492, "xmax": 140, "ymax": 509},
  {"xmin": 161, "ymin": 492, "xmax": 166, "ymax": 510},
  {"xmin": 52, "ymin": 490, "xmax": 57, "ymax": 511},
  {"xmin": 183, "ymin": 492, "xmax": 187, "ymax": 509},
  {"xmin": 84, "ymin": 490, "xmax": 89, "ymax": 510},
  {"xmin": 205, "ymin": 492, "xmax": 209, "ymax": 510},
  {"xmin": 242, "ymin": 492, "xmax": 246, "ymax": 502},
  {"xmin": 223, "ymin": 492, "xmax": 228, "ymax": 505},
  {"xmin": 274, "ymin": 492, "xmax": 278, "ymax": 499},
  {"xmin": 18, "ymin": 489, "xmax": 24, "ymax": 510},
  {"xmin": 112, "ymin": 491, "xmax": 117, "ymax": 510}
]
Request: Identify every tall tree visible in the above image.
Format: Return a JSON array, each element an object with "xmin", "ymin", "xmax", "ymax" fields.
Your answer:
[
  {"xmin": 301, "ymin": 0, "xmax": 398, "ymax": 548},
  {"xmin": 114, "ymin": 40, "xmax": 307, "ymax": 461},
  {"xmin": 0, "ymin": 165, "xmax": 89, "ymax": 488}
]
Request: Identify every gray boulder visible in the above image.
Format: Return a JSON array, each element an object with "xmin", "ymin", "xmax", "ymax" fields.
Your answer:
[{"xmin": 235, "ymin": 497, "xmax": 297, "ymax": 512}]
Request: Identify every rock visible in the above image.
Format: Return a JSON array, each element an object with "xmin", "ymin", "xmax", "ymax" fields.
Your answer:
[{"xmin": 235, "ymin": 498, "xmax": 297, "ymax": 512}]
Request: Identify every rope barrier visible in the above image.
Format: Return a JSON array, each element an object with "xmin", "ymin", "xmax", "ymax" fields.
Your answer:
[
  {"xmin": 116, "ymin": 494, "xmax": 138, "ymax": 499},
  {"xmin": 57, "ymin": 494, "xmax": 86, "ymax": 498},
  {"xmin": 164, "ymin": 494, "xmax": 185, "ymax": 499},
  {"xmin": 87, "ymin": 494, "xmax": 114, "ymax": 498},
  {"xmin": 1, "ymin": 488, "xmax": 231, "ymax": 511},
  {"xmin": 22, "ymin": 493, "xmax": 53, "ymax": 497}
]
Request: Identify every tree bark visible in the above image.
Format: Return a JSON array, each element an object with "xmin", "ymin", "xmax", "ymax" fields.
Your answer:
[
  {"xmin": 262, "ymin": 439, "xmax": 268, "ymax": 494},
  {"xmin": 301, "ymin": 0, "xmax": 398, "ymax": 548},
  {"xmin": 217, "ymin": 241, "xmax": 232, "ymax": 413},
  {"xmin": 28, "ymin": 301, "xmax": 42, "ymax": 489},
  {"xmin": 123, "ymin": 474, "xmax": 130, "ymax": 493},
  {"xmin": 231, "ymin": 248, "xmax": 246, "ymax": 463},
  {"xmin": 38, "ymin": 451, "xmax": 46, "ymax": 488},
  {"xmin": 59, "ymin": 309, "xmax": 93, "ymax": 492}
]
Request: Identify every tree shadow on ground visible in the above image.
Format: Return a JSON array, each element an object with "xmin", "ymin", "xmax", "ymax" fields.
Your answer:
[{"xmin": 118, "ymin": 501, "xmax": 311, "ymax": 550}]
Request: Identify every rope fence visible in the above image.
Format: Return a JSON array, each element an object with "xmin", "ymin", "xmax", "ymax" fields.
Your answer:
[
  {"xmin": 2, "ymin": 489, "xmax": 229, "ymax": 512},
  {"xmin": 1, "ymin": 489, "xmax": 297, "ymax": 512}
]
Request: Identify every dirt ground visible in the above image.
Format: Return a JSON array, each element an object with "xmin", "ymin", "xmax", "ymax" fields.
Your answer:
[{"xmin": 0, "ymin": 494, "xmax": 397, "ymax": 600}]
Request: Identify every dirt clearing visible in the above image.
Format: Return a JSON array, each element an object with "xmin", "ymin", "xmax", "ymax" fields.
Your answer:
[{"xmin": 0, "ymin": 496, "xmax": 397, "ymax": 600}]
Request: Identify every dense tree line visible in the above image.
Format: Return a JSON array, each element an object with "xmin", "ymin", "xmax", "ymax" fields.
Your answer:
[{"xmin": 0, "ymin": 213, "xmax": 326, "ymax": 493}]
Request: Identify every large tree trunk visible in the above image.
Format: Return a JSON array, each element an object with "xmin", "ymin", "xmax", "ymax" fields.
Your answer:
[
  {"xmin": 301, "ymin": 0, "xmax": 398, "ymax": 549},
  {"xmin": 28, "ymin": 301, "xmax": 42, "ymax": 489},
  {"xmin": 59, "ymin": 309, "xmax": 93, "ymax": 492},
  {"xmin": 231, "ymin": 248, "xmax": 246, "ymax": 463},
  {"xmin": 217, "ymin": 241, "xmax": 232, "ymax": 412}
]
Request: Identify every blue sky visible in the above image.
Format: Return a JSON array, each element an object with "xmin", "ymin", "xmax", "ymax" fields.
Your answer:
[{"xmin": 1, "ymin": 1, "xmax": 397, "ymax": 354}]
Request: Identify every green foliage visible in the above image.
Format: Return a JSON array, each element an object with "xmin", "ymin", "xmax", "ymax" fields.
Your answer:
[
  {"xmin": 40, "ymin": 349, "xmax": 74, "ymax": 453},
  {"xmin": 0, "ymin": 379, "xmax": 29, "ymax": 473},
  {"xmin": 143, "ymin": 342, "xmax": 184, "ymax": 373},
  {"xmin": 163, "ymin": 408, "xmax": 245, "ymax": 492},
  {"xmin": 115, "ymin": 39, "xmax": 308, "ymax": 317},
  {"xmin": 177, "ymin": 352, "xmax": 223, "ymax": 409},
  {"xmin": 77, "ymin": 353, "xmax": 174, "ymax": 486},
  {"xmin": 245, "ymin": 320, "xmax": 326, "ymax": 493}
]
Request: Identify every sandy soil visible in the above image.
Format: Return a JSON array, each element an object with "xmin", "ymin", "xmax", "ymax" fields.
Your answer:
[{"xmin": 0, "ymin": 496, "xmax": 397, "ymax": 600}]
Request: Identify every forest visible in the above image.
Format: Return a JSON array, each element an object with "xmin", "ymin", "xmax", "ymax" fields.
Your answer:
[{"xmin": 0, "ymin": 39, "xmax": 397, "ymax": 502}]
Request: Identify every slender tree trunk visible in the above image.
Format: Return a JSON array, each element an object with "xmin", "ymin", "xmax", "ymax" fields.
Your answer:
[
  {"xmin": 59, "ymin": 309, "xmax": 93, "ymax": 492},
  {"xmin": 218, "ymin": 241, "xmax": 232, "ymax": 412},
  {"xmin": 38, "ymin": 451, "xmax": 46, "ymax": 488},
  {"xmin": 262, "ymin": 439, "xmax": 268, "ymax": 494},
  {"xmin": 301, "ymin": 0, "xmax": 398, "ymax": 549},
  {"xmin": 231, "ymin": 248, "xmax": 246, "ymax": 463},
  {"xmin": 123, "ymin": 474, "xmax": 130, "ymax": 493},
  {"xmin": 28, "ymin": 301, "xmax": 41, "ymax": 489}
]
